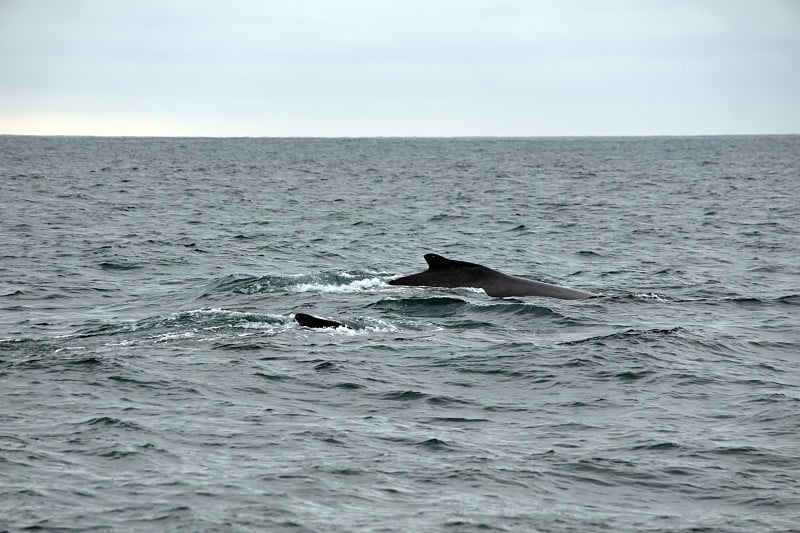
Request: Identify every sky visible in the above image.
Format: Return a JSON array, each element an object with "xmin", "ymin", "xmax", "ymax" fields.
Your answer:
[{"xmin": 1, "ymin": 0, "xmax": 798, "ymax": 137}]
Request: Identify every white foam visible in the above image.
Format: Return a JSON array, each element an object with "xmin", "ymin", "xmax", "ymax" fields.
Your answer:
[
  {"xmin": 152, "ymin": 330, "xmax": 197, "ymax": 342},
  {"xmin": 634, "ymin": 292, "xmax": 670, "ymax": 301},
  {"xmin": 54, "ymin": 346, "xmax": 87, "ymax": 354},
  {"xmin": 293, "ymin": 277, "xmax": 388, "ymax": 293}
]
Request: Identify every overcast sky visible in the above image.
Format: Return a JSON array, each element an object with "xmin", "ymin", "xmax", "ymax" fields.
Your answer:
[{"xmin": 1, "ymin": 0, "xmax": 798, "ymax": 136}]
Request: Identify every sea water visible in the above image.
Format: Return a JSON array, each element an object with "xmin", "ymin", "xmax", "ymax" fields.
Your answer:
[{"xmin": 1, "ymin": 135, "xmax": 799, "ymax": 531}]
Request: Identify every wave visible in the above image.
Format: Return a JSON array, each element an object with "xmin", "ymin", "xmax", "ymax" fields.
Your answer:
[
  {"xmin": 558, "ymin": 326, "xmax": 685, "ymax": 346},
  {"xmin": 0, "ymin": 337, "xmax": 121, "ymax": 372},
  {"xmin": 368, "ymin": 297, "xmax": 571, "ymax": 323},
  {"xmin": 74, "ymin": 308, "xmax": 285, "ymax": 338},
  {"xmin": 58, "ymin": 308, "xmax": 292, "ymax": 348},
  {"xmin": 375, "ymin": 389, "xmax": 476, "ymax": 407},
  {"xmin": 200, "ymin": 271, "xmax": 388, "ymax": 296},
  {"xmin": 369, "ymin": 297, "xmax": 469, "ymax": 317},
  {"xmin": 98, "ymin": 261, "xmax": 143, "ymax": 271},
  {"xmin": 554, "ymin": 326, "xmax": 768, "ymax": 362},
  {"xmin": 471, "ymin": 301, "xmax": 570, "ymax": 319},
  {"xmin": 67, "ymin": 307, "xmax": 402, "ymax": 349},
  {"xmin": 645, "ymin": 294, "xmax": 800, "ymax": 305},
  {"xmin": 777, "ymin": 294, "xmax": 800, "ymax": 305}
]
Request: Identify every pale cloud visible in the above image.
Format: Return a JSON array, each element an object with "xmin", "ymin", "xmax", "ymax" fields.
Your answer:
[
  {"xmin": 1, "ymin": 0, "xmax": 798, "ymax": 136},
  {"xmin": 0, "ymin": 112, "xmax": 193, "ymax": 136}
]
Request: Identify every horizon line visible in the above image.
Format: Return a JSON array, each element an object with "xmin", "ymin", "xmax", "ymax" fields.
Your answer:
[{"xmin": 2, "ymin": 132, "xmax": 798, "ymax": 140}]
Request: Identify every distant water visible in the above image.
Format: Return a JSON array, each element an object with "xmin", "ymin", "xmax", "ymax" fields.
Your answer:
[{"xmin": 1, "ymin": 135, "xmax": 799, "ymax": 532}]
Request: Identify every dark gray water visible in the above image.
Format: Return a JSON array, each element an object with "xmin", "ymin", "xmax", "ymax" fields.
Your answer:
[{"xmin": 1, "ymin": 135, "xmax": 799, "ymax": 532}]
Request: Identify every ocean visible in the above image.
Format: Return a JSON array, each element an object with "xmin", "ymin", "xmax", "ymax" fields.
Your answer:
[{"xmin": 1, "ymin": 135, "xmax": 798, "ymax": 532}]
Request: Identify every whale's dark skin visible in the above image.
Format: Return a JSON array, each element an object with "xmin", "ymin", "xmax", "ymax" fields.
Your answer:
[
  {"xmin": 294, "ymin": 312, "xmax": 346, "ymax": 329},
  {"xmin": 388, "ymin": 253, "xmax": 595, "ymax": 300}
]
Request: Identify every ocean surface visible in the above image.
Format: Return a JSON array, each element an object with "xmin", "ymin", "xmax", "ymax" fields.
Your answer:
[{"xmin": 1, "ymin": 135, "xmax": 799, "ymax": 532}]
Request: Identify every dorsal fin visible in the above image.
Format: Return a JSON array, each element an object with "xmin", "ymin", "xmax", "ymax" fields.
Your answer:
[
  {"xmin": 295, "ymin": 312, "xmax": 345, "ymax": 329},
  {"xmin": 424, "ymin": 253, "xmax": 481, "ymax": 270}
]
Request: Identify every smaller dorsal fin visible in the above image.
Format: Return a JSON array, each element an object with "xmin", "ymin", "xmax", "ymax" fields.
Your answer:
[{"xmin": 424, "ymin": 253, "xmax": 480, "ymax": 270}]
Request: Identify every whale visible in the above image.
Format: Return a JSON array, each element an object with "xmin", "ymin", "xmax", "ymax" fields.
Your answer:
[
  {"xmin": 294, "ymin": 312, "xmax": 346, "ymax": 329},
  {"xmin": 388, "ymin": 253, "xmax": 595, "ymax": 300}
]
